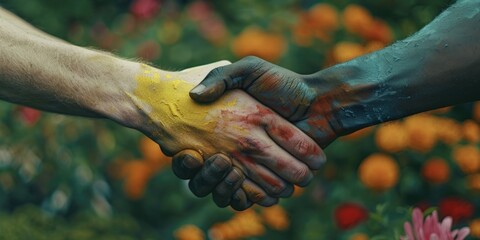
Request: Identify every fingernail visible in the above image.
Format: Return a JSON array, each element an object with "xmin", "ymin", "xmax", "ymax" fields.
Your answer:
[
  {"xmin": 310, "ymin": 152, "xmax": 327, "ymax": 170},
  {"xmin": 190, "ymin": 84, "xmax": 207, "ymax": 95}
]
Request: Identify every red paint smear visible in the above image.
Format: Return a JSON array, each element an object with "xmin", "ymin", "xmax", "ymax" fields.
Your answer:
[
  {"xmin": 244, "ymin": 114, "xmax": 262, "ymax": 125},
  {"xmin": 259, "ymin": 170, "xmax": 283, "ymax": 190},
  {"xmin": 256, "ymin": 105, "xmax": 273, "ymax": 116},
  {"xmin": 295, "ymin": 138, "xmax": 321, "ymax": 158},
  {"xmin": 275, "ymin": 158, "xmax": 288, "ymax": 170},
  {"xmin": 271, "ymin": 124, "xmax": 295, "ymax": 141},
  {"xmin": 231, "ymin": 151, "xmax": 254, "ymax": 166},
  {"xmin": 305, "ymin": 96, "xmax": 337, "ymax": 146}
]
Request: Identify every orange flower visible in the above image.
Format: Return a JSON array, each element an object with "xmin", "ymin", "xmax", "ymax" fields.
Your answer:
[
  {"xmin": 308, "ymin": 4, "xmax": 339, "ymax": 41},
  {"xmin": 421, "ymin": 158, "xmax": 450, "ymax": 184},
  {"xmin": 139, "ymin": 136, "xmax": 171, "ymax": 169},
  {"xmin": 232, "ymin": 26, "xmax": 286, "ymax": 62},
  {"xmin": 375, "ymin": 122, "xmax": 408, "ymax": 153},
  {"xmin": 292, "ymin": 4, "xmax": 338, "ymax": 46},
  {"xmin": 429, "ymin": 106, "xmax": 452, "ymax": 114},
  {"xmin": 332, "ymin": 42, "xmax": 365, "ymax": 63},
  {"xmin": 342, "ymin": 4, "xmax": 392, "ymax": 43},
  {"xmin": 358, "ymin": 153, "xmax": 399, "ymax": 191},
  {"xmin": 436, "ymin": 118, "xmax": 462, "ymax": 145},
  {"xmin": 463, "ymin": 120, "xmax": 480, "ymax": 143},
  {"xmin": 309, "ymin": 4, "xmax": 339, "ymax": 31},
  {"xmin": 467, "ymin": 174, "xmax": 480, "ymax": 191},
  {"xmin": 342, "ymin": 127, "xmax": 374, "ymax": 141},
  {"xmin": 470, "ymin": 219, "xmax": 480, "ymax": 238},
  {"xmin": 292, "ymin": 13, "xmax": 314, "ymax": 47},
  {"xmin": 122, "ymin": 161, "xmax": 153, "ymax": 199},
  {"xmin": 174, "ymin": 225, "xmax": 205, "ymax": 240},
  {"xmin": 364, "ymin": 41, "xmax": 385, "ymax": 53},
  {"xmin": 342, "ymin": 5, "xmax": 374, "ymax": 37},
  {"xmin": 404, "ymin": 114, "xmax": 438, "ymax": 152},
  {"xmin": 209, "ymin": 209, "xmax": 265, "ymax": 240},
  {"xmin": 261, "ymin": 205, "xmax": 290, "ymax": 230},
  {"xmin": 453, "ymin": 145, "xmax": 480, "ymax": 174},
  {"xmin": 474, "ymin": 102, "xmax": 480, "ymax": 122},
  {"xmin": 292, "ymin": 185, "xmax": 304, "ymax": 197},
  {"xmin": 362, "ymin": 19, "xmax": 393, "ymax": 44}
]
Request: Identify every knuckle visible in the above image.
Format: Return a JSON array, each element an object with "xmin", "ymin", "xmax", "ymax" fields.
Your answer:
[
  {"xmin": 207, "ymin": 67, "xmax": 225, "ymax": 78},
  {"xmin": 242, "ymin": 56, "xmax": 266, "ymax": 69},
  {"xmin": 295, "ymin": 140, "xmax": 311, "ymax": 157},
  {"xmin": 242, "ymin": 55, "xmax": 261, "ymax": 63}
]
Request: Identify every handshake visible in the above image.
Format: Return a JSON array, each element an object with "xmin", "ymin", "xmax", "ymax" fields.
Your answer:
[
  {"xmin": 156, "ymin": 56, "xmax": 342, "ymax": 210},
  {"xmin": 0, "ymin": 0, "xmax": 478, "ymax": 212}
]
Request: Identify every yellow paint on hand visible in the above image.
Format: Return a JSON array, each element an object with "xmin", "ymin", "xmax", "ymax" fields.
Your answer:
[{"xmin": 128, "ymin": 64, "xmax": 237, "ymax": 140}]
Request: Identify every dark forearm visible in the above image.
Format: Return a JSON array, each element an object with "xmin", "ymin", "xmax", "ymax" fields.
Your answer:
[{"xmin": 308, "ymin": 0, "xmax": 480, "ymax": 135}]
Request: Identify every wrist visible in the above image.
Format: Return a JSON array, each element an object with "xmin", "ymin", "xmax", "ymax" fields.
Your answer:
[
  {"xmin": 306, "ymin": 54, "xmax": 392, "ymax": 137},
  {"xmin": 82, "ymin": 51, "xmax": 145, "ymax": 129}
]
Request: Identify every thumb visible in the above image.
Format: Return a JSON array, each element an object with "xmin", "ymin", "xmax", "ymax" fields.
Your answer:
[
  {"xmin": 189, "ymin": 79, "xmax": 227, "ymax": 103},
  {"xmin": 189, "ymin": 64, "xmax": 233, "ymax": 103},
  {"xmin": 189, "ymin": 56, "xmax": 267, "ymax": 103}
]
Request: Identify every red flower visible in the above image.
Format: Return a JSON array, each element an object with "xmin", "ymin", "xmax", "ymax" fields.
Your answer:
[
  {"xmin": 19, "ymin": 107, "xmax": 41, "ymax": 125},
  {"xmin": 439, "ymin": 197, "xmax": 475, "ymax": 223},
  {"xmin": 187, "ymin": 1, "xmax": 212, "ymax": 21},
  {"xmin": 334, "ymin": 202, "xmax": 368, "ymax": 230},
  {"xmin": 130, "ymin": 0, "xmax": 160, "ymax": 20}
]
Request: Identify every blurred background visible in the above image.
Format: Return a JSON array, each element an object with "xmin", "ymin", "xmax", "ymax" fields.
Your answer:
[{"xmin": 1, "ymin": 0, "xmax": 479, "ymax": 239}]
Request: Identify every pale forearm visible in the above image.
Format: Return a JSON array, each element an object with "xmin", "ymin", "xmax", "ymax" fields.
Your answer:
[
  {"xmin": 0, "ymin": 7, "xmax": 65, "ymax": 43},
  {"xmin": 0, "ymin": 12, "xmax": 140, "ymax": 126}
]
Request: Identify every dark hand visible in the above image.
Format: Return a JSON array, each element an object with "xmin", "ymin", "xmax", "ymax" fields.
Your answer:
[
  {"xmin": 189, "ymin": 56, "xmax": 342, "ymax": 147},
  {"xmin": 172, "ymin": 56, "xmax": 346, "ymax": 210},
  {"xmin": 172, "ymin": 149, "xmax": 288, "ymax": 210}
]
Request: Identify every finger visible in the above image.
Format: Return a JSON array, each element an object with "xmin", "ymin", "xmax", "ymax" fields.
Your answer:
[
  {"xmin": 232, "ymin": 150, "xmax": 293, "ymax": 197},
  {"xmin": 230, "ymin": 189, "xmax": 252, "ymax": 211},
  {"xmin": 188, "ymin": 154, "xmax": 232, "ymax": 197},
  {"xmin": 171, "ymin": 149, "xmax": 204, "ymax": 180},
  {"xmin": 242, "ymin": 179, "xmax": 279, "ymax": 207},
  {"xmin": 189, "ymin": 56, "xmax": 268, "ymax": 103},
  {"xmin": 262, "ymin": 107, "xmax": 326, "ymax": 170},
  {"xmin": 212, "ymin": 167, "xmax": 245, "ymax": 208},
  {"xmin": 234, "ymin": 131, "xmax": 315, "ymax": 187}
]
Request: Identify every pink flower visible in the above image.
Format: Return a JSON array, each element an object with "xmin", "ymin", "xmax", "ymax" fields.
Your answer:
[
  {"xmin": 401, "ymin": 208, "xmax": 470, "ymax": 240},
  {"xmin": 130, "ymin": 0, "xmax": 160, "ymax": 20},
  {"xmin": 19, "ymin": 107, "xmax": 41, "ymax": 125}
]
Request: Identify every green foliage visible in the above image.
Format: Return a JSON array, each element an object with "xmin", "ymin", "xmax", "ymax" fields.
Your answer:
[{"xmin": 1, "ymin": 0, "xmax": 475, "ymax": 239}]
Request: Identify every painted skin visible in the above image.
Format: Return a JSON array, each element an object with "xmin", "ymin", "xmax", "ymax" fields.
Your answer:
[
  {"xmin": 174, "ymin": 0, "xmax": 480, "ymax": 209},
  {"xmin": 127, "ymin": 63, "xmax": 325, "ymax": 208},
  {"xmin": 0, "ymin": 7, "xmax": 325, "ymax": 209}
]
